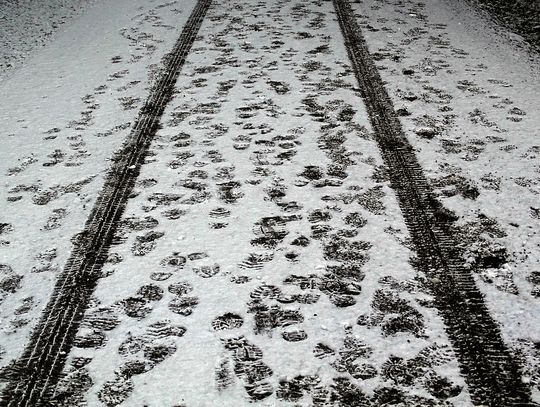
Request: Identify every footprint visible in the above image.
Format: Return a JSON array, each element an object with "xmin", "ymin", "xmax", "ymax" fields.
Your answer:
[
  {"xmin": 98, "ymin": 375, "xmax": 134, "ymax": 406},
  {"xmin": 209, "ymin": 207, "xmax": 230, "ymax": 219},
  {"xmin": 131, "ymin": 231, "xmax": 165, "ymax": 256},
  {"xmin": 193, "ymin": 264, "xmax": 220, "ymax": 278},
  {"xmin": 168, "ymin": 296, "xmax": 199, "ymax": 316},
  {"xmin": 159, "ymin": 253, "xmax": 187, "ymax": 270},
  {"xmin": 220, "ymin": 336, "xmax": 273, "ymax": 401},
  {"xmin": 357, "ymin": 288, "xmax": 425, "ymax": 337},
  {"xmin": 216, "ymin": 181, "xmax": 244, "ymax": 204},
  {"xmin": 307, "ymin": 209, "xmax": 332, "ymax": 223},
  {"xmin": 122, "ymin": 216, "xmax": 159, "ymax": 231},
  {"xmin": 215, "ymin": 357, "xmax": 234, "ymax": 391},
  {"xmin": 212, "ymin": 313, "xmax": 244, "ymax": 331},
  {"xmin": 281, "ymin": 329, "xmax": 308, "ymax": 342},
  {"xmin": 121, "ymin": 296, "xmax": 152, "ymax": 319},
  {"xmin": 0, "ymin": 264, "xmax": 22, "ymax": 299},
  {"xmin": 238, "ymin": 252, "xmax": 274, "ymax": 270},
  {"xmin": 43, "ymin": 208, "xmax": 68, "ymax": 230},
  {"xmin": 137, "ymin": 284, "xmax": 164, "ymax": 301}
]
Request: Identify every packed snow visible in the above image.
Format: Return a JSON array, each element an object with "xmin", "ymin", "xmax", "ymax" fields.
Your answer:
[{"xmin": 0, "ymin": 0, "xmax": 538, "ymax": 405}]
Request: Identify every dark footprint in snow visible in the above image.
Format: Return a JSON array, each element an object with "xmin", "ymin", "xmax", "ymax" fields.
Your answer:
[
  {"xmin": 193, "ymin": 264, "xmax": 220, "ymax": 278},
  {"xmin": 307, "ymin": 209, "xmax": 332, "ymax": 223},
  {"xmin": 0, "ymin": 223, "xmax": 13, "ymax": 243},
  {"xmin": 250, "ymin": 284, "xmax": 281, "ymax": 300},
  {"xmin": 311, "ymin": 224, "xmax": 333, "ymax": 240},
  {"xmin": 121, "ymin": 296, "xmax": 153, "ymax": 319},
  {"xmin": 107, "ymin": 69, "xmax": 129, "ymax": 81},
  {"xmin": 251, "ymin": 215, "xmax": 301, "ymax": 249},
  {"xmin": 291, "ymin": 236, "xmax": 310, "ymax": 247},
  {"xmin": 159, "ymin": 253, "xmax": 187, "ymax": 271},
  {"xmin": 136, "ymin": 178, "xmax": 158, "ymax": 188},
  {"xmin": 13, "ymin": 297, "xmax": 35, "ymax": 316},
  {"xmin": 137, "ymin": 284, "xmax": 164, "ymax": 301},
  {"xmin": 187, "ymin": 252, "xmax": 208, "ymax": 261},
  {"xmin": 250, "ymin": 304, "xmax": 304, "ymax": 336},
  {"xmin": 121, "ymin": 216, "xmax": 158, "ymax": 231},
  {"xmin": 161, "ymin": 208, "xmax": 187, "ymax": 220},
  {"xmin": 148, "ymin": 193, "xmax": 183, "ymax": 207},
  {"xmin": 220, "ymin": 336, "xmax": 274, "ymax": 400},
  {"xmin": 217, "ymin": 181, "xmax": 244, "ymax": 204},
  {"xmin": 344, "ymin": 212, "xmax": 367, "ymax": 228},
  {"xmin": 238, "ymin": 252, "xmax": 274, "ymax": 270},
  {"xmin": 212, "ymin": 313, "xmax": 244, "ymax": 331},
  {"xmin": 99, "ymin": 321, "xmax": 183, "ymax": 403},
  {"xmin": 98, "ymin": 376, "xmax": 134, "ymax": 407},
  {"xmin": 230, "ymin": 275, "xmax": 252, "ymax": 284},
  {"xmin": 528, "ymin": 271, "xmax": 540, "ymax": 297},
  {"xmin": 187, "ymin": 169, "xmax": 208, "ymax": 179},
  {"xmin": 268, "ymin": 80, "xmax": 290, "ymax": 94},
  {"xmin": 74, "ymin": 330, "xmax": 107, "ymax": 349},
  {"xmin": 149, "ymin": 271, "xmax": 172, "ymax": 282},
  {"xmin": 282, "ymin": 329, "xmax": 308, "ymax": 342},
  {"xmin": 131, "ymin": 231, "xmax": 165, "ymax": 256},
  {"xmin": 233, "ymin": 135, "xmax": 251, "ymax": 151},
  {"xmin": 81, "ymin": 306, "xmax": 120, "ymax": 332},
  {"xmin": 323, "ymin": 236, "xmax": 371, "ymax": 262},
  {"xmin": 168, "ymin": 296, "xmax": 199, "ymax": 316},
  {"xmin": 0, "ymin": 264, "xmax": 22, "ymax": 296},
  {"xmin": 108, "ymin": 319, "xmax": 186, "ymax": 404},
  {"xmin": 276, "ymin": 375, "xmax": 324, "ymax": 403},
  {"xmin": 299, "ymin": 165, "xmax": 324, "ymax": 181},
  {"xmin": 32, "ymin": 189, "xmax": 59, "ymax": 206},
  {"xmin": 313, "ymin": 343, "xmax": 336, "ymax": 360},
  {"xmin": 357, "ymin": 288, "xmax": 426, "ymax": 337},
  {"xmin": 43, "ymin": 149, "xmax": 65, "ymax": 167},
  {"xmin": 43, "ymin": 208, "xmax": 68, "ymax": 230},
  {"xmin": 168, "ymin": 281, "xmax": 193, "ymax": 296},
  {"xmin": 209, "ymin": 207, "xmax": 230, "ymax": 219},
  {"xmin": 6, "ymin": 155, "xmax": 38, "ymax": 176},
  {"xmin": 424, "ymin": 372, "xmax": 462, "ymax": 400},
  {"xmin": 31, "ymin": 248, "xmax": 58, "ymax": 274},
  {"xmin": 215, "ymin": 358, "xmax": 234, "ymax": 391}
]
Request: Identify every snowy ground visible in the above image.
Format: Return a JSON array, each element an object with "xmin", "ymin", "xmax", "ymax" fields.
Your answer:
[
  {"xmin": 351, "ymin": 0, "xmax": 540, "ymax": 399},
  {"xmin": 0, "ymin": 0, "xmax": 197, "ymax": 387},
  {"xmin": 0, "ymin": 0, "xmax": 538, "ymax": 405},
  {"xmin": 0, "ymin": 0, "xmax": 98, "ymax": 81}
]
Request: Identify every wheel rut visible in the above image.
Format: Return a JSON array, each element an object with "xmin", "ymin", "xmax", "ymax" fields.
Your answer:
[
  {"xmin": 333, "ymin": 0, "xmax": 536, "ymax": 405},
  {"xmin": 0, "ymin": 0, "xmax": 212, "ymax": 405}
]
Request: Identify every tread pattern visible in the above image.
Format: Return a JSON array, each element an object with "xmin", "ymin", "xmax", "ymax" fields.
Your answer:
[
  {"xmin": 0, "ymin": 1, "xmax": 212, "ymax": 405},
  {"xmin": 332, "ymin": 0, "xmax": 536, "ymax": 405}
]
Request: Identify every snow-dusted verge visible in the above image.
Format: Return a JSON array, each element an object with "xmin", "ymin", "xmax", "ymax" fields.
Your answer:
[
  {"xmin": 0, "ymin": 0, "xmax": 97, "ymax": 81},
  {"xmin": 351, "ymin": 0, "xmax": 540, "ymax": 401},
  {"xmin": 50, "ymin": 0, "xmax": 470, "ymax": 405},
  {"xmin": 0, "ymin": 0, "xmax": 197, "ymax": 388},
  {"xmin": 465, "ymin": 0, "xmax": 540, "ymax": 51}
]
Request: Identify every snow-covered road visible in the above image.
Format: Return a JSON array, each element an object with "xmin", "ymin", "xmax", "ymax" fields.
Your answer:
[{"xmin": 0, "ymin": 0, "xmax": 538, "ymax": 405}]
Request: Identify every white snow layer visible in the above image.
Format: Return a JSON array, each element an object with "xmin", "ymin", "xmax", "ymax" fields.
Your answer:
[{"xmin": 0, "ymin": 0, "xmax": 538, "ymax": 405}]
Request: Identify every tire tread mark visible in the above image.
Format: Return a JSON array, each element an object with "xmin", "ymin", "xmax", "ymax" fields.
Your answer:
[
  {"xmin": 332, "ymin": 0, "xmax": 536, "ymax": 405},
  {"xmin": 0, "ymin": 1, "xmax": 212, "ymax": 405}
]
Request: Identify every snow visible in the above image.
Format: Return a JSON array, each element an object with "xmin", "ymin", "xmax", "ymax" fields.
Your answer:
[
  {"xmin": 0, "ymin": 0, "xmax": 98, "ymax": 82},
  {"xmin": 0, "ymin": 0, "xmax": 538, "ymax": 405},
  {"xmin": 51, "ymin": 0, "xmax": 466, "ymax": 405},
  {"xmin": 352, "ymin": 0, "xmax": 540, "ymax": 400},
  {"xmin": 0, "ymin": 0, "xmax": 198, "ymax": 384}
]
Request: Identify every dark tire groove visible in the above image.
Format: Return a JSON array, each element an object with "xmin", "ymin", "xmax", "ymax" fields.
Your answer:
[
  {"xmin": 333, "ymin": 0, "xmax": 536, "ymax": 405},
  {"xmin": 0, "ymin": 1, "xmax": 212, "ymax": 405}
]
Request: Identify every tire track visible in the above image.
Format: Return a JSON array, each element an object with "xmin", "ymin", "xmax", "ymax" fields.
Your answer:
[
  {"xmin": 332, "ymin": 0, "xmax": 536, "ymax": 405},
  {"xmin": 0, "ymin": 1, "xmax": 212, "ymax": 405}
]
